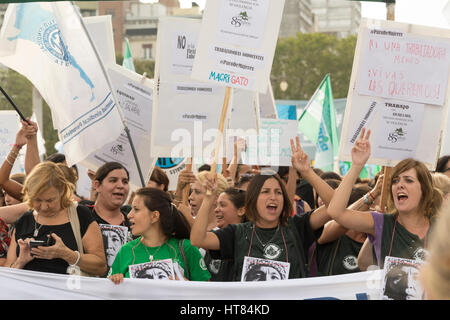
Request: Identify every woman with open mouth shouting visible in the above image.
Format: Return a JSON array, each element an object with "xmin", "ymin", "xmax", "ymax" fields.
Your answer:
[
  {"xmin": 327, "ymin": 128, "xmax": 443, "ymax": 269},
  {"xmin": 190, "ymin": 136, "xmax": 335, "ymax": 280}
]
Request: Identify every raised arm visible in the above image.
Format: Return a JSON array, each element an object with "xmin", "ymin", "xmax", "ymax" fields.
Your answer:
[
  {"xmin": 290, "ymin": 136, "xmax": 334, "ymax": 206},
  {"xmin": 318, "ymin": 174, "xmax": 384, "ymax": 244},
  {"xmin": 190, "ymin": 174, "xmax": 221, "ymax": 250},
  {"xmin": 22, "ymin": 119, "xmax": 40, "ymax": 175},
  {"xmin": 327, "ymin": 128, "xmax": 375, "ymax": 236}
]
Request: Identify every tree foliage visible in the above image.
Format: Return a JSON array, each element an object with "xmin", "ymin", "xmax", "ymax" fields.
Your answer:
[{"xmin": 271, "ymin": 33, "xmax": 357, "ymax": 100}]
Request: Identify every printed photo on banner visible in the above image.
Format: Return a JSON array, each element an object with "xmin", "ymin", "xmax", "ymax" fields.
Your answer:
[
  {"xmin": 241, "ymin": 256, "xmax": 290, "ymax": 282},
  {"xmin": 129, "ymin": 259, "xmax": 175, "ymax": 280},
  {"xmin": 99, "ymin": 224, "xmax": 129, "ymax": 269},
  {"xmin": 381, "ymin": 256, "xmax": 424, "ymax": 300}
]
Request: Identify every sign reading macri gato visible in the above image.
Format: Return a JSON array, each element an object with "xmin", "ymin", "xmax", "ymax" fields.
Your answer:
[{"xmin": 191, "ymin": 0, "xmax": 285, "ymax": 93}]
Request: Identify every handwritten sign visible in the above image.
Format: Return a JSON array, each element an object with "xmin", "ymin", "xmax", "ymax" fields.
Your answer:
[
  {"xmin": 191, "ymin": 0, "xmax": 285, "ymax": 93},
  {"xmin": 339, "ymin": 19, "xmax": 450, "ymax": 169},
  {"xmin": 357, "ymin": 28, "xmax": 450, "ymax": 106}
]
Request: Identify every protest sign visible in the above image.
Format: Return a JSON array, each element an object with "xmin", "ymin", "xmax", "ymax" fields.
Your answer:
[
  {"xmin": 339, "ymin": 19, "xmax": 450, "ymax": 169},
  {"xmin": 0, "ymin": 111, "xmax": 23, "ymax": 174},
  {"xmin": 258, "ymin": 80, "xmax": 278, "ymax": 119},
  {"xmin": 228, "ymin": 89, "xmax": 260, "ymax": 132},
  {"xmin": 151, "ymin": 17, "xmax": 226, "ymax": 164},
  {"xmin": 83, "ymin": 15, "xmax": 115, "ymax": 67},
  {"xmin": 191, "ymin": 0, "xmax": 285, "ymax": 93},
  {"xmin": 240, "ymin": 118, "xmax": 298, "ymax": 167},
  {"xmin": 81, "ymin": 64, "xmax": 153, "ymax": 190}
]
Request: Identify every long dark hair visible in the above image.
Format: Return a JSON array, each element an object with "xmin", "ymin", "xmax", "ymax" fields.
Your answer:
[
  {"xmin": 244, "ymin": 173, "xmax": 292, "ymax": 226},
  {"xmin": 135, "ymin": 187, "xmax": 191, "ymax": 239}
]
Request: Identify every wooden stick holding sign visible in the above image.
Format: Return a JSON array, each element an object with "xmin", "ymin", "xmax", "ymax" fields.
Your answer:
[
  {"xmin": 379, "ymin": 166, "xmax": 391, "ymax": 213},
  {"xmin": 378, "ymin": 1, "xmax": 396, "ymax": 214},
  {"xmin": 207, "ymin": 86, "xmax": 232, "ymax": 195}
]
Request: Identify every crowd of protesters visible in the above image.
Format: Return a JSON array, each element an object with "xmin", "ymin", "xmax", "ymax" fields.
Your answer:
[{"xmin": 0, "ymin": 120, "xmax": 449, "ymax": 299}]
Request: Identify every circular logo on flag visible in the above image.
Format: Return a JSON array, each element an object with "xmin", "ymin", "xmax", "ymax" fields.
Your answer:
[{"xmin": 38, "ymin": 20, "xmax": 70, "ymax": 66}]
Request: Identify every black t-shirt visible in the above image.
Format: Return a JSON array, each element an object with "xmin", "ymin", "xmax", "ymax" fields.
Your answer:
[
  {"xmin": 212, "ymin": 211, "xmax": 322, "ymax": 280},
  {"xmin": 316, "ymin": 235, "xmax": 363, "ymax": 276},
  {"xmin": 14, "ymin": 205, "xmax": 94, "ymax": 274},
  {"xmin": 84, "ymin": 204, "xmax": 132, "ymax": 229}
]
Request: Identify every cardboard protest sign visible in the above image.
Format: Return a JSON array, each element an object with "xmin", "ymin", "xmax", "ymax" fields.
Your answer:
[
  {"xmin": 81, "ymin": 64, "xmax": 154, "ymax": 190},
  {"xmin": 191, "ymin": 0, "xmax": 285, "ymax": 93},
  {"xmin": 339, "ymin": 19, "xmax": 450, "ymax": 169},
  {"xmin": 151, "ymin": 17, "xmax": 227, "ymax": 164},
  {"xmin": 83, "ymin": 15, "xmax": 115, "ymax": 67},
  {"xmin": 0, "ymin": 111, "xmax": 23, "ymax": 174},
  {"xmin": 239, "ymin": 118, "xmax": 298, "ymax": 167}
]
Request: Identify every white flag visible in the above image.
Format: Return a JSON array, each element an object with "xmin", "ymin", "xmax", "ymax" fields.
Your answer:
[{"xmin": 0, "ymin": 2, "xmax": 123, "ymax": 166}]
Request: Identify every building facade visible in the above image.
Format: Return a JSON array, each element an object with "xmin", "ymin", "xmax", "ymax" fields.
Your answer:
[{"xmin": 311, "ymin": 0, "xmax": 361, "ymax": 38}]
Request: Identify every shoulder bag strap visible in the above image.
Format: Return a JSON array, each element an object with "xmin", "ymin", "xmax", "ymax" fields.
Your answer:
[
  {"xmin": 67, "ymin": 202, "xmax": 84, "ymax": 255},
  {"xmin": 178, "ymin": 239, "xmax": 190, "ymax": 280}
]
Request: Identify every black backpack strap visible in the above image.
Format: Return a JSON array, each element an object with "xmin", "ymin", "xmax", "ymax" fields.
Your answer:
[{"xmin": 178, "ymin": 239, "xmax": 190, "ymax": 280}]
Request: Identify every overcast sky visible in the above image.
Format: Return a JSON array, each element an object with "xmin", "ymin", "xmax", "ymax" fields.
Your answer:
[{"xmin": 178, "ymin": 0, "xmax": 450, "ymax": 29}]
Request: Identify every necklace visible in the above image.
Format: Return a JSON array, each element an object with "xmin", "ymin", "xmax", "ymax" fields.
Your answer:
[
  {"xmin": 33, "ymin": 209, "xmax": 62, "ymax": 237},
  {"xmin": 253, "ymin": 224, "xmax": 280, "ymax": 248},
  {"xmin": 141, "ymin": 239, "xmax": 166, "ymax": 262}
]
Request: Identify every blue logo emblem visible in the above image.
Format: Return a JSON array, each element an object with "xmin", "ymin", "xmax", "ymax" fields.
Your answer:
[
  {"xmin": 39, "ymin": 20, "xmax": 70, "ymax": 66},
  {"xmin": 156, "ymin": 158, "xmax": 184, "ymax": 169}
]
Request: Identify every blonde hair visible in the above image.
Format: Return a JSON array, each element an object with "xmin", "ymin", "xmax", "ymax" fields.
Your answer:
[
  {"xmin": 23, "ymin": 162, "xmax": 75, "ymax": 209},
  {"xmin": 421, "ymin": 203, "xmax": 450, "ymax": 299},
  {"xmin": 196, "ymin": 170, "xmax": 229, "ymax": 195},
  {"xmin": 432, "ymin": 172, "xmax": 450, "ymax": 198}
]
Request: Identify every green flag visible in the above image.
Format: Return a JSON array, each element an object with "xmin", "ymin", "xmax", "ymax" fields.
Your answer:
[
  {"xmin": 122, "ymin": 37, "xmax": 135, "ymax": 72},
  {"xmin": 298, "ymin": 74, "xmax": 339, "ymax": 171}
]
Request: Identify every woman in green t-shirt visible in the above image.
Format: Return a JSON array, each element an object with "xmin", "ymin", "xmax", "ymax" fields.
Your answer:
[{"xmin": 109, "ymin": 188, "xmax": 211, "ymax": 283}]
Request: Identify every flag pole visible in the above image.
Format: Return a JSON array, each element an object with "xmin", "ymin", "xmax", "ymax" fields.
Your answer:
[
  {"xmin": 0, "ymin": 85, "xmax": 31, "ymax": 125},
  {"xmin": 69, "ymin": 2, "xmax": 146, "ymax": 187}
]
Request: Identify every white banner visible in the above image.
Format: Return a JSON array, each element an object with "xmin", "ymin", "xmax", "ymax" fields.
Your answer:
[
  {"xmin": 0, "ymin": 3, "xmax": 123, "ymax": 167},
  {"xmin": 0, "ymin": 267, "xmax": 384, "ymax": 300}
]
